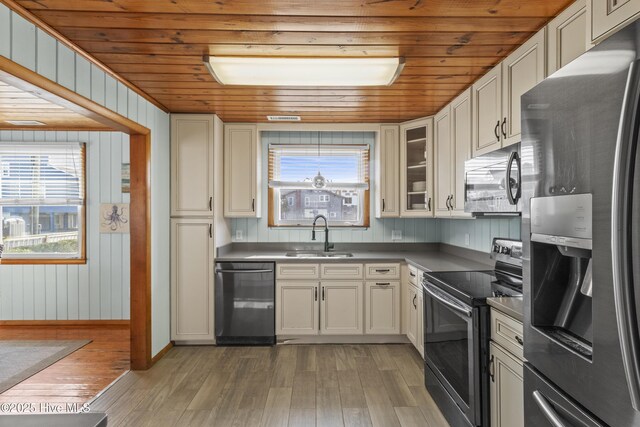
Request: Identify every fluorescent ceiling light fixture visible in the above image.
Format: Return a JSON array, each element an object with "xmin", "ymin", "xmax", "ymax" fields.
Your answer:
[
  {"xmin": 203, "ymin": 56, "xmax": 404, "ymax": 86},
  {"xmin": 5, "ymin": 120, "xmax": 45, "ymax": 126}
]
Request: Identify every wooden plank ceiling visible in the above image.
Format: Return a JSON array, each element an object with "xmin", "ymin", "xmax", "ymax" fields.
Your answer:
[
  {"xmin": 18, "ymin": 0, "xmax": 574, "ymax": 123},
  {"xmin": 0, "ymin": 81, "xmax": 109, "ymax": 130}
]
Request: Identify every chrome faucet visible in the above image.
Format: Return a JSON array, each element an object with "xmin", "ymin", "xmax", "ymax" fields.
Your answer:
[{"xmin": 312, "ymin": 214, "xmax": 333, "ymax": 252}]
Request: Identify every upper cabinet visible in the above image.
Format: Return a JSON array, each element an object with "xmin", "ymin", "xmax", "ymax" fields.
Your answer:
[
  {"xmin": 450, "ymin": 89, "xmax": 473, "ymax": 218},
  {"xmin": 434, "ymin": 105, "xmax": 453, "ymax": 218},
  {"xmin": 400, "ymin": 118, "xmax": 434, "ymax": 217},
  {"xmin": 589, "ymin": 0, "xmax": 640, "ymax": 43},
  {"xmin": 224, "ymin": 124, "xmax": 260, "ymax": 218},
  {"xmin": 548, "ymin": 0, "xmax": 589, "ymax": 75},
  {"xmin": 375, "ymin": 125, "xmax": 400, "ymax": 218},
  {"xmin": 501, "ymin": 28, "xmax": 546, "ymax": 147},
  {"xmin": 472, "ymin": 63, "xmax": 502, "ymax": 157},
  {"xmin": 171, "ymin": 114, "xmax": 214, "ymax": 217},
  {"xmin": 472, "ymin": 29, "xmax": 546, "ymax": 155},
  {"xmin": 434, "ymin": 87, "xmax": 472, "ymax": 219}
]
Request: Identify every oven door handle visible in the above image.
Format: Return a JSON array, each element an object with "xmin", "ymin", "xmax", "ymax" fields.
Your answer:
[{"xmin": 423, "ymin": 284, "xmax": 472, "ymax": 317}]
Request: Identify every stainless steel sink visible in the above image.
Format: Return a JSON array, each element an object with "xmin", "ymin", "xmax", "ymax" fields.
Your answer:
[{"xmin": 285, "ymin": 251, "xmax": 353, "ymax": 258}]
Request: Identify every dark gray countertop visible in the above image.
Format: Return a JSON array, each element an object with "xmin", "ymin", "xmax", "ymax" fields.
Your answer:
[
  {"xmin": 216, "ymin": 243, "xmax": 493, "ymax": 273},
  {"xmin": 487, "ymin": 296, "xmax": 524, "ymax": 322}
]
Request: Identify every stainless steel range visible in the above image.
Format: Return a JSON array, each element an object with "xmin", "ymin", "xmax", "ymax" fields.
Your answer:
[{"xmin": 422, "ymin": 238, "xmax": 523, "ymax": 427}]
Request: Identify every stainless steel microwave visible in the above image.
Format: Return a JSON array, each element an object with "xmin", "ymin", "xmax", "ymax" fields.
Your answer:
[{"xmin": 464, "ymin": 144, "xmax": 521, "ymax": 216}]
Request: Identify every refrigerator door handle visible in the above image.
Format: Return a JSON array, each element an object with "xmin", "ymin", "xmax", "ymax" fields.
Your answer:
[
  {"xmin": 612, "ymin": 59, "xmax": 640, "ymax": 412},
  {"xmin": 506, "ymin": 151, "xmax": 521, "ymax": 205},
  {"xmin": 532, "ymin": 391, "xmax": 568, "ymax": 427}
]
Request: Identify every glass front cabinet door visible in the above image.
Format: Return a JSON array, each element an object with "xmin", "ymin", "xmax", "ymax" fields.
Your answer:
[{"xmin": 400, "ymin": 118, "xmax": 434, "ymax": 217}]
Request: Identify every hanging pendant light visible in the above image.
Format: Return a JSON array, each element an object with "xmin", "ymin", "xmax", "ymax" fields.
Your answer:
[{"xmin": 312, "ymin": 131, "xmax": 326, "ymax": 189}]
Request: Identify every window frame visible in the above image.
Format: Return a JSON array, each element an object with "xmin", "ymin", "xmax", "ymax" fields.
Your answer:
[
  {"xmin": 268, "ymin": 143, "xmax": 370, "ymax": 228},
  {"xmin": 0, "ymin": 143, "xmax": 87, "ymax": 265}
]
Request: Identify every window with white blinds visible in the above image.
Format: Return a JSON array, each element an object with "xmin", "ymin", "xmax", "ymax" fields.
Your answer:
[
  {"xmin": 268, "ymin": 144, "xmax": 370, "ymax": 227},
  {"xmin": 0, "ymin": 143, "xmax": 86, "ymax": 260}
]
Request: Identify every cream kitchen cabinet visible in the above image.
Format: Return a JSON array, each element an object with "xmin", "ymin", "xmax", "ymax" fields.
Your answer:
[
  {"xmin": 490, "ymin": 342, "xmax": 524, "ymax": 427},
  {"xmin": 320, "ymin": 281, "xmax": 364, "ymax": 335},
  {"xmin": 276, "ymin": 263, "xmax": 401, "ymax": 338},
  {"xmin": 490, "ymin": 308, "xmax": 524, "ymax": 427},
  {"xmin": 450, "ymin": 88, "xmax": 472, "ymax": 217},
  {"xmin": 375, "ymin": 125, "xmax": 400, "ymax": 218},
  {"xmin": 400, "ymin": 117, "xmax": 434, "ymax": 217},
  {"xmin": 473, "ymin": 29, "xmax": 546, "ymax": 155},
  {"xmin": 406, "ymin": 276, "xmax": 424, "ymax": 358},
  {"xmin": 589, "ymin": 0, "xmax": 640, "ymax": 43},
  {"xmin": 472, "ymin": 63, "xmax": 502, "ymax": 156},
  {"xmin": 171, "ymin": 114, "xmax": 214, "ymax": 217},
  {"xmin": 407, "ymin": 284, "xmax": 419, "ymax": 346},
  {"xmin": 501, "ymin": 28, "xmax": 546, "ymax": 147},
  {"xmin": 434, "ymin": 104, "xmax": 453, "ymax": 218},
  {"xmin": 224, "ymin": 124, "xmax": 260, "ymax": 217},
  {"xmin": 434, "ymin": 88, "xmax": 472, "ymax": 218},
  {"xmin": 365, "ymin": 281, "xmax": 400, "ymax": 334},
  {"xmin": 417, "ymin": 288, "xmax": 424, "ymax": 358},
  {"xmin": 548, "ymin": 0, "xmax": 589, "ymax": 75},
  {"xmin": 276, "ymin": 281, "xmax": 319, "ymax": 336},
  {"xmin": 171, "ymin": 218, "xmax": 215, "ymax": 342}
]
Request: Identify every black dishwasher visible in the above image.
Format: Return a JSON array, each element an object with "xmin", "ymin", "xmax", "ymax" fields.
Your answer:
[{"xmin": 214, "ymin": 262, "xmax": 275, "ymax": 345}]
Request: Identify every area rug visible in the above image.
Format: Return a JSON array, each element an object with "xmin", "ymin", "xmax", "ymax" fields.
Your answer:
[{"xmin": 0, "ymin": 340, "xmax": 91, "ymax": 394}]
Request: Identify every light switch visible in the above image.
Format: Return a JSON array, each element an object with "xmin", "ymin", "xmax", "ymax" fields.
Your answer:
[
  {"xmin": 465, "ymin": 233, "xmax": 470, "ymax": 246},
  {"xmin": 235, "ymin": 230, "xmax": 244, "ymax": 241},
  {"xmin": 391, "ymin": 230, "xmax": 402, "ymax": 241}
]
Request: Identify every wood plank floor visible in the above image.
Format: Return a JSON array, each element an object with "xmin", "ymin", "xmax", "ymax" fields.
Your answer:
[
  {"xmin": 91, "ymin": 344, "xmax": 450, "ymax": 427},
  {"xmin": 0, "ymin": 325, "xmax": 130, "ymax": 408}
]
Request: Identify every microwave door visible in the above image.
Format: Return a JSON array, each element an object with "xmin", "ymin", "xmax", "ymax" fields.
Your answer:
[
  {"xmin": 465, "ymin": 161, "xmax": 510, "ymax": 213},
  {"xmin": 611, "ymin": 59, "xmax": 640, "ymax": 412}
]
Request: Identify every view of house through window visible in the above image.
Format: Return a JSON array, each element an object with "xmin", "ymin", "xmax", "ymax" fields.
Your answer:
[
  {"xmin": 268, "ymin": 143, "xmax": 369, "ymax": 227},
  {"xmin": 0, "ymin": 142, "xmax": 86, "ymax": 259}
]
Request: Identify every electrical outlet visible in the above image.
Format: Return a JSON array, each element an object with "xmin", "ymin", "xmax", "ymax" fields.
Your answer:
[
  {"xmin": 391, "ymin": 230, "xmax": 403, "ymax": 241},
  {"xmin": 235, "ymin": 230, "xmax": 244, "ymax": 241},
  {"xmin": 465, "ymin": 233, "xmax": 470, "ymax": 246}
]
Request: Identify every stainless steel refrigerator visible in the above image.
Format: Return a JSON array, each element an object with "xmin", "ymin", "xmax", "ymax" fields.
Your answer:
[{"xmin": 521, "ymin": 20, "xmax": 640, "ymax": 427}]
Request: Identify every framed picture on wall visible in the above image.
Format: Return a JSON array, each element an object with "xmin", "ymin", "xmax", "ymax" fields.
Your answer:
[{"xmin": 100, "ymin": 203, "xmax": 130, "ymax": 233}]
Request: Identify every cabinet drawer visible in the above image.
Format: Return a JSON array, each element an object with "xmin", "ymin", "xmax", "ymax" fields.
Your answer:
[
  {"xmin": 408, "ymin": 265, "xmax": 419, "ymax": 286},
  {"xmin": 491, "ymin": 308, "xmax": 524, "ymax": 360},
  {"xmin": 276, "ymin": 263, "xmax": 320, "ymax": 280},
  {"xmin": 320, "ymin": 263, "xmax": 363, "ymax": 280},
  {"xmin": 365, "ymin": 263, "xmax": 401, "ymax": 280}
]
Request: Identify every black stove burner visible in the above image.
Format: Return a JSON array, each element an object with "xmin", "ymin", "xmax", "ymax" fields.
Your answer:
[{"xmin": 422, "ymin": 270, "xmax": 522, "ymax": 306}]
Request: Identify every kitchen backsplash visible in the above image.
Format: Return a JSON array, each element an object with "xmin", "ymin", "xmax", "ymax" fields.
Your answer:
[{"xmin": 230, "ymin": 131, "xmax": 521, "ymax": 253}]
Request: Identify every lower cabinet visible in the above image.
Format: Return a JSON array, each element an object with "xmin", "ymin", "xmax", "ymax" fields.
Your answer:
[
  {"xmin": 276, "ymin": 281, "xmax": 319, "ymax": 335},
  {"xmin": 171, "ymin": 218, "xmax": 214, "ymax": 342},
  {"xmin": 406, "ymin": 281, "xmax": 424, "ymax": 357},
  {"xmin": 490, "ymin": 308, "xmax": 524, "ymax": 427},
  {"xmin": 320, "ymin": 281, "xmax": 363, "ymax": 335},
  {"xmin": 490, "ymin": 342, "xmax": 524, "ymax": 427},
  {"xmin": 275, "ymin": 263, "xmax": 401, "ymax": 337},
  {"xmin": 365, "ymin": 281, "xmax": 400, "ymax": 334},
  {"xmin": 417, "ymin": 289, "xmax": 424, "ymax": 358},
  {"xmin": 407, "ymin": 284, "xmax": 419, "ymax": 345}
]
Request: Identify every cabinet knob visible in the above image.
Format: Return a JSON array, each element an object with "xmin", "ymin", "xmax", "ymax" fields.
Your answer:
[
  {"xmin": 501, "ymin": 117, "xmax": 507, "ymax": 139},
  {"xmin": 382, "ymin": 198, "xmax": 385, "ymax": 212},
  {"xmin": 209, "ymin": 196, "xmax": 213, "ymax": 211},
  {"xmin": 376, "ymin": 282, "xmax": 391, "ymax": 286},
  {"xmin": 251, "ymin": 198, "xmax": 255, "ymax": 212},
  {"xmin": 494, "ymin": 121, "xmax": 501, "ymax": 141}
]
